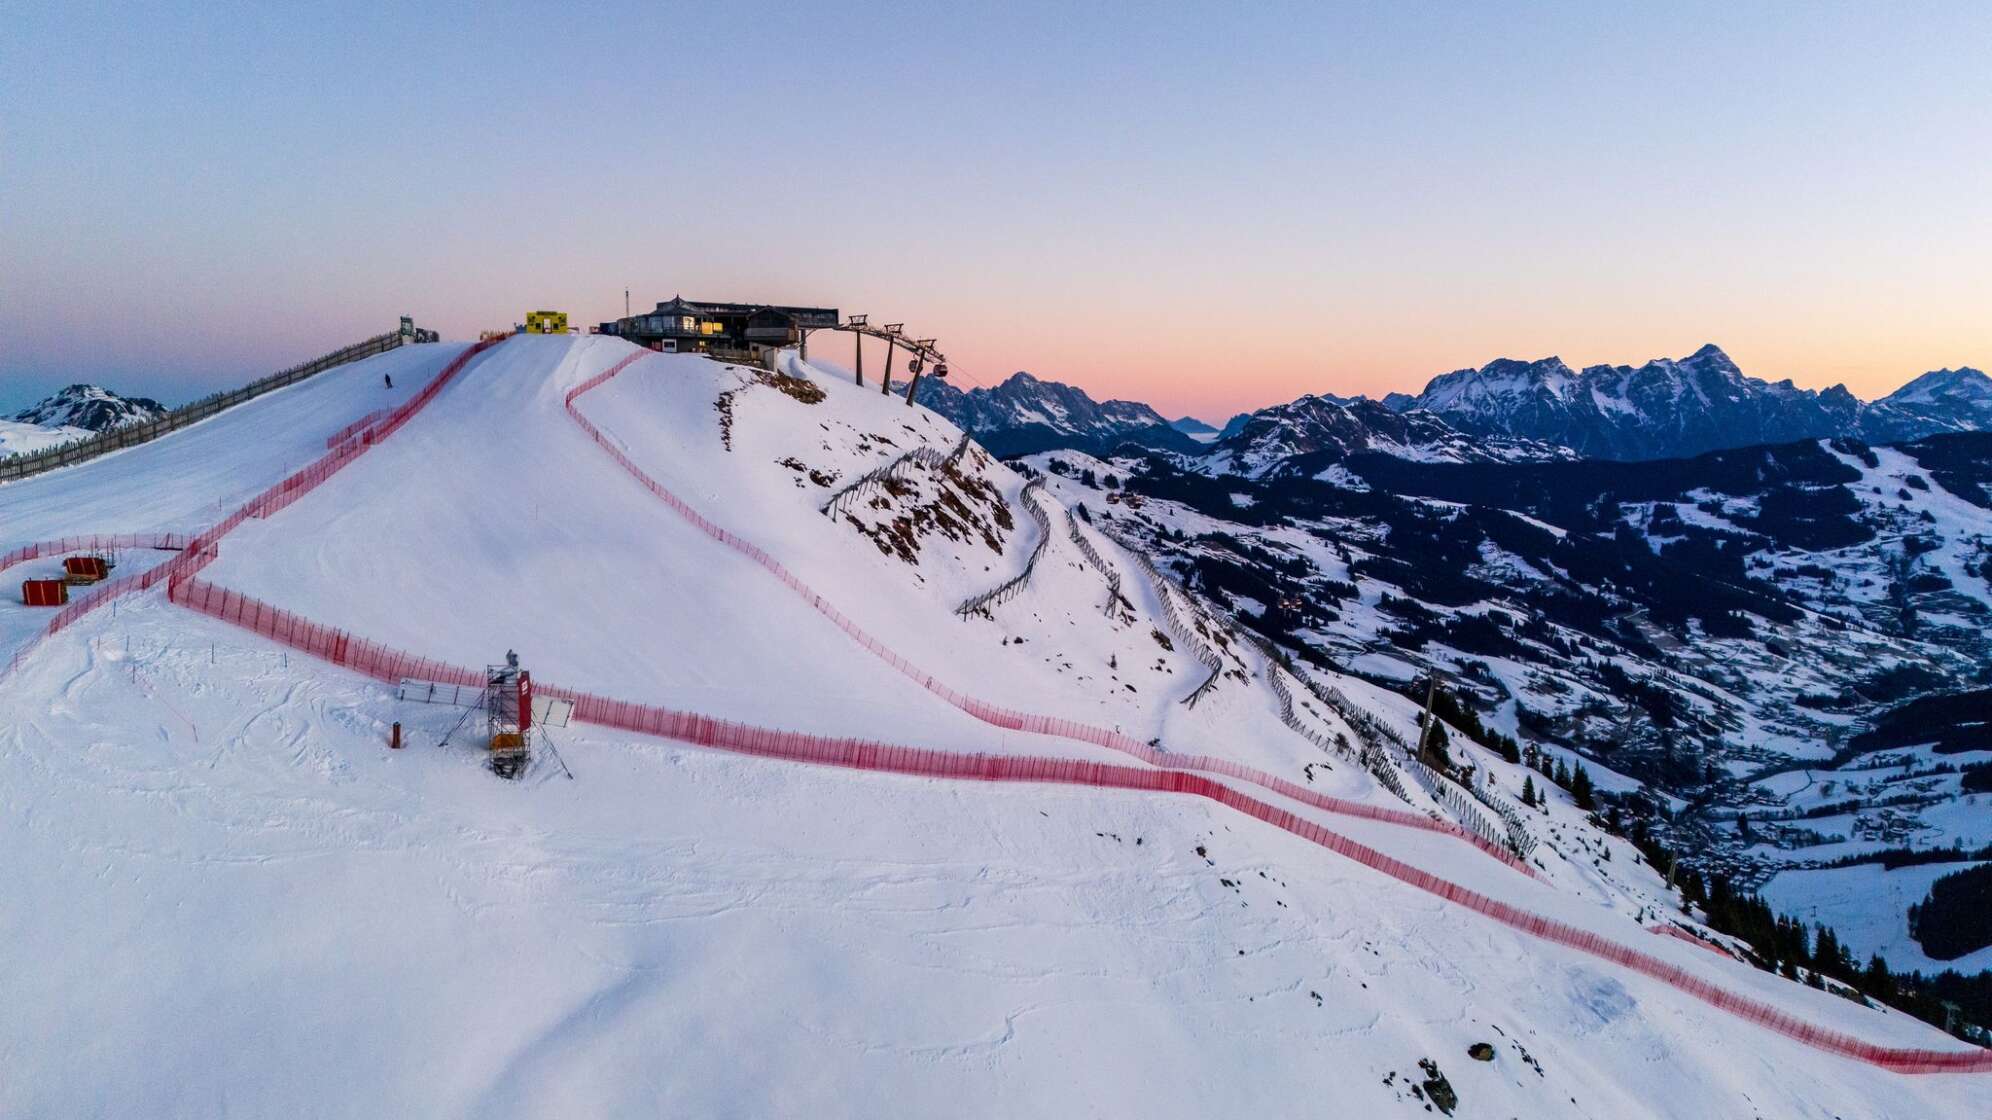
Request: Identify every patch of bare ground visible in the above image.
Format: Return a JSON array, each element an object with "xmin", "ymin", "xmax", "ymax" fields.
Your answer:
[{"xmin": 843, "ymin": 451, "xmax": 1015, "ymax": 564}]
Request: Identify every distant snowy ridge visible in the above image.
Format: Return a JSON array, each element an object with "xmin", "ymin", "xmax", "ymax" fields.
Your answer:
[
  {"xmin": 919, "ymin": 371, "xmax": 1203, "ymax": 456},
  {"xmin": 12, "ymin": 383, "xmax": 169, "ymax": 433},
  {"xmin": 1392, "ymin": 346, "xmax": 1992, "ymax": 460},
  {"xmin": 925, "ymin": 350, "xmax": 1992, "ymax": 471},
  {"xmin": 1200, "ymin": 394, "xmax": 1577, "ymax": 478},
  {"xmin": 2, "ymin": 384, "xmax": 170, "ymax": 460}
]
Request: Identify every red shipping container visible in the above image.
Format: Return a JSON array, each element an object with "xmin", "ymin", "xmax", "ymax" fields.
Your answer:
[
  {"xmin": 63, "ymin": 556, "xmax": 109, "ymax": 583},
  {"xmin": 22, "ymin": 579, "xmax": 68, "ymax": 607}
]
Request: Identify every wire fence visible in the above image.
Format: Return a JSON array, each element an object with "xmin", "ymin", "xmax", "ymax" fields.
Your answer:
[
  {"xmin": 1061, "ymin": 507, "xmax": 1123, "ymax": 615},
  {"xmin": 1100, "ymin": 527, "xmax": 1225, "ymax": 707}
]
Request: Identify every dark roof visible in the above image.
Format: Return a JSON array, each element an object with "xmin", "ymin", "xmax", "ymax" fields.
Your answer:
[{"xmin": 649, "ymin": 296, "xmax": 838, "ymax": 319}]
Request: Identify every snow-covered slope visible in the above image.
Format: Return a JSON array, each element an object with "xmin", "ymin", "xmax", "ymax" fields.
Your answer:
[
  {"xmin": 0, "ymin": 336, "xmax": 1984, "ymax": 1116},
  {"xmin": 1035, "ymin": 428, "xmax": 1992, "ymax": 989},
  {"xmin": 0, "ymin": 417, "xmax": 89, "ymax": 458}
]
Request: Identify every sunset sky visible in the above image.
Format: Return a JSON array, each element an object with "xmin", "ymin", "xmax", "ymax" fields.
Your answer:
[{"xmin": 5, "ymin": 2, "xmax": 1989, "ymax": 421}]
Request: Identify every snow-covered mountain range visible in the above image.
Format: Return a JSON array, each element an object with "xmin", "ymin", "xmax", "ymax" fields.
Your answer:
[
  {"xmin": 1388, "ymin": 346, "xmax": 1992, "ymax": 461},
  {"xmin": 5, "ymin": 336, "xmax": 1984, "ymax": 1114},
  {"xmin": 917, "ymin": 372, "xmax": 1200, "ymax": 456},
  {"xmin": 925, "ymin": 348, "xmax": 1992, "ymax": 469},
  {"xmin": 1199, "ymin": 393, "xmax": 1577, "ymax": 477}
]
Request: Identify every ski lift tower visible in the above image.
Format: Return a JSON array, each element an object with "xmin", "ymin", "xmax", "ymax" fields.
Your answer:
[{"xmin": 486, "ymin": 650, "xmax": 533, "ymax": 779}]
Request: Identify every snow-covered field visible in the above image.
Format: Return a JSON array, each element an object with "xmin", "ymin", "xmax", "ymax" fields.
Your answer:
[
  {"xmin": 1763, "ymin": 862, "xmax": 1992, "ymax": 976},
  {"xmin": 1, "ymin": 336, "xmax": 1984, "ymax": 1117},
  {"xmin": 0, "ymin": 417, "xmax": 87, "ymax": 458}
]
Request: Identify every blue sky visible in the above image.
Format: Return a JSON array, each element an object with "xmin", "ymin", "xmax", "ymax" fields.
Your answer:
[{"xmin": 4, "ymin": 1, "xmax": 1989, "ymax": 418}]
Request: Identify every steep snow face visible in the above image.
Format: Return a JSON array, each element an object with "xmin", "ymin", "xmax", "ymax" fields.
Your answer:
[
  {"xmin": 0, "ymin": 336, "xmax": 1985, "ymax": 1116},
  {"xmin": 11, "ymin": 383, "xmax": 169, "ymax": 432}
]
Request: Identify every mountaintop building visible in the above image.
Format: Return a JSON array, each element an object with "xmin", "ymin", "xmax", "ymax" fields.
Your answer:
[{"xmin": 598, "ymin": 297, "xmax": 840, "ymax": 361}]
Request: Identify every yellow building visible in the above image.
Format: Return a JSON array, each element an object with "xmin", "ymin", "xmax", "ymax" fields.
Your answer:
[{"xmin": 524, "ymin": 310, "xmax": 569, "ymax": 334}]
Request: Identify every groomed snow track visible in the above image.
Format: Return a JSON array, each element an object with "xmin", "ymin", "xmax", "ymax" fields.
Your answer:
[{"xmin": 10, "ymin": 339, "xmax": 1987, "ymax": 1077}]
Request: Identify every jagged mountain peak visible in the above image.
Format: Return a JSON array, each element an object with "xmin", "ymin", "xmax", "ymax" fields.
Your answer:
[
  {"xmin": 12, "ymin": 383, "xmax": 169, "ymax": 433},
  {"xmin": 1887, "ymin": 366, "xmax": 1992, "ymax": 406},
  {"xmin": 915, "ymin": 368, "xmax": 1185, "ymax": 456},
  {"xmin": 1681, "ymin": 342, "xmax": 1739, "ymax": 370}
]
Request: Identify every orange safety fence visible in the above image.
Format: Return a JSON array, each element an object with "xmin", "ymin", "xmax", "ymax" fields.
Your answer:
[
  {"xmin": 0, "ymin": 533, "xmax": 192, "ymax": 576},
  {"xmin": 160, "ymin": 569, "xmax": 1992, "ymax": 1075},
  {"xmin": 1649, "ymin": 922, "xmax": 1741, "ymax": 960},
  {"xmin": 325, "ymin": 409, "xmax": 388, "ymax": 449}
]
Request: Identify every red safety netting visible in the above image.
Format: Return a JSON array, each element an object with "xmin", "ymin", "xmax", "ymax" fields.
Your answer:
[
  {"xmin": 1, "ymin": 533, "xmax": 192, "ymax": 576},
  {"xmin": 0, "ymin": 340, "xmax": 504, "ymax": 683},
  {"xmin": 161, "ymin": 570, "xmax": 1992, "ymax": 1075},
  {"xmin": 561, "ymin": 354, "xmax": 1534, "ymax": 874},
  {"xmin": 14, "ymin": 339, "xmax": 1987, "ymax": 1073},
  {"xmin": 169, "ymin": 577, "xmax": 484, "ymax": 688},
  {"xmin": 1650, "ymin": 923, "xmax": 1740, "ymax": 959},
  {"xmin": 325, "ymin": 409, "xmax": 388, "ymax": 449},
  {"xmin": 2, "ymin": 534, "xmax": 193, "ymax": 677}
]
